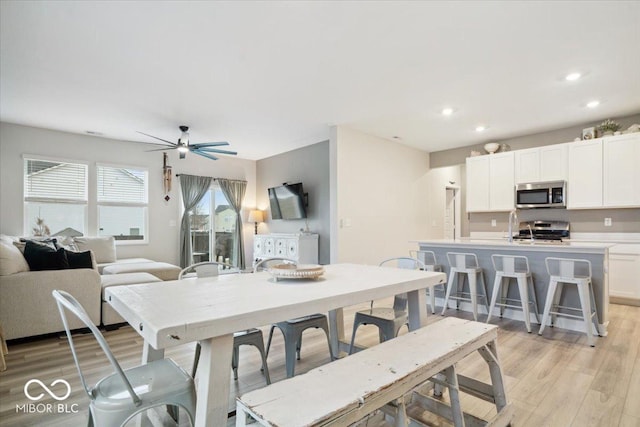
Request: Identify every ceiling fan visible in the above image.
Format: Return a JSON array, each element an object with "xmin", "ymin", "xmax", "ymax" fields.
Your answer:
[{"xmin": 137, "ymin": 125, "xmax": 237, "ymax": 161}]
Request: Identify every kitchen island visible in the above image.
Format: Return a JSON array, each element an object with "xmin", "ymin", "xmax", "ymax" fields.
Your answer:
[{"xmin": 413, "ymin": 239, "xmax": 613, "ymax": 336}]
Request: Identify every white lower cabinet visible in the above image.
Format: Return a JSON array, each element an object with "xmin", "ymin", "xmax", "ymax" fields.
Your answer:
[
  {"xmin": 253, "ymin": 233, "xmax": 319, "ymax": 265},
  {"xmin": 609, "ymin": 245, "xmax": 640, "ymax": 304}
]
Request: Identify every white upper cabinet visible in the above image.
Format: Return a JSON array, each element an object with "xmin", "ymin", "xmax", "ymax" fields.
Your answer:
[
  {"xmin": 515, "ymin": 144, "xmax": 567, "ymax": 184},
  {"xmin": 489, "ymin": 152, "xmax": 515, "ymax": 210},
  {"xmin": 567, "ymin": 139, "xmax": 603, "ymax": 209},
  {"xmin": 466, "ymin": 152, "xmax": 514, "ymax": 212},
  {"xmin": 603, "ymin": 133, "xmax": 640, "ymax": 208},
  {"xmin": 466, "ymin": 155, "xmax": 490, "ymax": 212}
]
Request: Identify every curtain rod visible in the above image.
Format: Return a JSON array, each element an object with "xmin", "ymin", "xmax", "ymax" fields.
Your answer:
[{"xmin": 175, "ymin": 174, "xmax": 246, "ymax": 183}]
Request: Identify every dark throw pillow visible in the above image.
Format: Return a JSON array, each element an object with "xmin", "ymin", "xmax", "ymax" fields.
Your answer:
[
  {"xmin": 65, "ymin": 249, "xmax": 93, "ymax": 269},
  {"xmin": 23, "ymin": 240, "xmax": 69, "ymax": 271}
]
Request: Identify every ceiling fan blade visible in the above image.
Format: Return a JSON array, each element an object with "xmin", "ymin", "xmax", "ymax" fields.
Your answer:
[
  {"xmin": 146, "ymin": 147, "xmax": 177, "ymax": 152},
  {"xmin": 192, "ymin": 151, "xmax": 219, "ymax": 161},
  {"xmin": 179, "ymin": 151, "xmax": 186, "ymax": 160},
  {"xmin": 190, "ymin": 142, "xmax": 230, "ymax": 149},
  {"xmin": 137, "ymin": 131, "xmax": 177, "ymax": 146},
  {"xmin": 194, "ymin": 147, "xmax": 238, "ymax": 156}
]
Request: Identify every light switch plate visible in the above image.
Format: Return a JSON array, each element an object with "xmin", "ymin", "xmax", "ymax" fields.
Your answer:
[
  {"xmin": 491, "ymin": 219, "xmax": 497, "ymax": 227},
  {"xmin": 604, "ymin": 218, "xmax": 612, "ymax": 227}
]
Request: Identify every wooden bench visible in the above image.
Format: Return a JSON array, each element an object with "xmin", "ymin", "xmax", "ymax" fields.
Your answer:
[{"xmin": 236, "ymin": 317, "xmax": 513, "ymax": 427}]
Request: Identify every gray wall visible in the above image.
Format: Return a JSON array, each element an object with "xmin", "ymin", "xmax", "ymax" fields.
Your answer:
[
  {"xmin": 0, "ymin": 122, "xmax": 257, "ymax": 265},
  {"xmin": 428, "ymin": 113, "xmax": 640, "ymax": 235},
  {"xmin": 256, "ymin": 140, "xmax": 330, "ymax": 264}
]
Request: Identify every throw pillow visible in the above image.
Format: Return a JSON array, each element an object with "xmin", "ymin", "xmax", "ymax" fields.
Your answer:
[
  {"xmin": 0, "ymin": 241, "xmax": 30, "ymax": 275},
  {"xmin": 73, "ymin": 236, "xmax": 116, "ymax": 263},
  {"xmin": 13, "ymin": 238, "xmax": 57, "ymax": 254},
  {"xmin": 65, "ymin": 250, "xmax": 94, "ymax": 269},
  {"xmin": 23, "ymin": 241, "xmax": 69, "ymax": 271}
]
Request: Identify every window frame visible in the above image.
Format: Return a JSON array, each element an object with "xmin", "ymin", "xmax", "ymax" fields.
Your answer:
[
  {"xmin": 23, "ymin": 154, "xmax": 89, "ymax": 237},
  {"xmin": 96, "ymin": 162, "xmax": 150, "ymax": 245}
]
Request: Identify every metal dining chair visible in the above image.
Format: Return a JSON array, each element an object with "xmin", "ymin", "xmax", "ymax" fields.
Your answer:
[
  {"xmin": 52, "ymin": 290, "xmax": 196, "ymax": 426},
  {"xmin": 178, "ymin": 260, "xmax": 236, "ymax": 279},
  {"xmin": 184, "ymin": 261, "xmax": 271, "ymax": 384},
  {"xmin": 348, "ymin": 257, "xmax": 426, "ymax": 354},
  {"xmin": 254, "ymin": 257, "xmax": 335, "ymax": 378},
  {"xmin": 410, "ymin": 249, "xmax": 445, "ymax": 314}
]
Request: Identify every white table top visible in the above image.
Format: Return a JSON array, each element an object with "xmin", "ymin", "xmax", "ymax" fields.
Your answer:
[{"xmin": 106, "ymin": 263, "xmax": 447, "ymax": 350}]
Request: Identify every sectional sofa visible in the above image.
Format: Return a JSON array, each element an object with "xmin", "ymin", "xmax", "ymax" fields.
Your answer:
[{"xmin": 0, "ymin": 235, "xmax": 180, "ymax": 340}]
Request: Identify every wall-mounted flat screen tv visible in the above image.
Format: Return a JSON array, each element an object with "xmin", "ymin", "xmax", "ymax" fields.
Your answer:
[{"xmin": 268, "ymin": 183, "xmax": 307, "ymax": 220}]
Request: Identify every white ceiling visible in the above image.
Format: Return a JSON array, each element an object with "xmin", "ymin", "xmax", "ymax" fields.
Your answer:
[{"xmin": 1, "ymin": 1, "xmax": 639, "ymax": 160}]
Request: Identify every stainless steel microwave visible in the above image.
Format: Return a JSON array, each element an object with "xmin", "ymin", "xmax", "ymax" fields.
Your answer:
[{"xmin": 515, "ymin": 181, "xmax": 566, "ymax": 209}]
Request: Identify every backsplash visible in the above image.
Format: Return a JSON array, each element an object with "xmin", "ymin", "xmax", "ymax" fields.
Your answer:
[{"xmin": 469, "ymin": 208, "xmax": 640, "ymax": 234}]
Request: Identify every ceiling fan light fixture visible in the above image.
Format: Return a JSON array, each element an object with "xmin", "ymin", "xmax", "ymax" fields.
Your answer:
[{"xmin": 177, "ymin": 144, "xmax": 189, "ymax": 153}]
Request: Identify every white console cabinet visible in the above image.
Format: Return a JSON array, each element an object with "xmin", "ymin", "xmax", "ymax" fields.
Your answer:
[{"xmin": 253, "ymin": 233, "xmax": 319, "ymax": 265}]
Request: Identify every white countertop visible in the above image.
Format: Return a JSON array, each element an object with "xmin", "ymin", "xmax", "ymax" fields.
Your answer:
[{"xmin": 413, "ymin": 238, "xmax": 615, "ymax": 254}]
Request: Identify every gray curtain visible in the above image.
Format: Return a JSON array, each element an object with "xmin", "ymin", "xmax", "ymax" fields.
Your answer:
[
  {"xmin": 179, "ymin": 174, "xmax": 213, "ymax": 268},
  {"xmin": 217, "ymin": 178, "xmax": 247, "ymax": 269}
]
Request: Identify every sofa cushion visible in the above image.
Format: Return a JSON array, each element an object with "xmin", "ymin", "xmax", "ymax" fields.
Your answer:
[
  {"xmin": 96, "ymin": 258, "xmax": 152, "ymax": 274},
  {"xmin": 100, "ymin": 272, "xmax": 162, "ymax": 299},
  {"xmin": 73, "ymin": 236, "xmax": 116, "ymax": 263},
  {"xmin": 65, "ymin": 250, "xmax": 94, "ymax": 269},
  {"xmin": 23, "ymin": 241, "xmax": 69, "ymax": 271},
  {"xmin": 102, "ymin": 261, "xmax": 181, "ymax": 281},
  {"xmin": 0, "ymin": 241, "xmax": 30, "ymax": 276}
]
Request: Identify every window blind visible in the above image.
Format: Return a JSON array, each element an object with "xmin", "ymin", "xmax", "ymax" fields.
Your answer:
[
  {"xmin": 24, "ymin": 159, "xmax": 88, "ymax": 201},
  {"xmin": 97, "ymin": 166, "xmax": 148, "ymax": 204}
]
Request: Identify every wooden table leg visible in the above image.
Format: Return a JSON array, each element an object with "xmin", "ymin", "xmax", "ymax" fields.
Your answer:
[
  {"xmin": 141, "ymin": 341, "xmax": 164, "ymax": 364},
  {"xmin": 194, "ymin": 334, "xmax": 234, "ymax": 427},
  {"xmin": 407, "ymin": 288, "xmax": 428, "ymax": 330},
  {"xmin": 328, "ymin": 308, "xmax": 344, "ymax": 358}
]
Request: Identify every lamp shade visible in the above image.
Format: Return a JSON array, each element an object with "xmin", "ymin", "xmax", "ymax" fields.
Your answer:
[{"xmin": 248, "ymin": 210, "xmax": 264, "ymax": 223}]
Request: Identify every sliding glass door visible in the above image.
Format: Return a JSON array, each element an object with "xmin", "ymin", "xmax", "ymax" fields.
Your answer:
[{"xmin": 189, "ymin": 186, "xmax": 238, "ymax": 266}]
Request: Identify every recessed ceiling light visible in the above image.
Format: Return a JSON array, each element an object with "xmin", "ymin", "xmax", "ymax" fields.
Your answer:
[
  {"xmin": 441, "ymin": 107, "xmax": 454, "ymax": 116},
  {"xmin": 475, "ymin": 126, "xmax": 487, "ymax": 132},
  {"xmin": 586, "ymin": 100, "xmax": 600, "ymax": 108},
  {"xmin": 565, "ymin": 72, "xmax": 581, "ymax": 81}
]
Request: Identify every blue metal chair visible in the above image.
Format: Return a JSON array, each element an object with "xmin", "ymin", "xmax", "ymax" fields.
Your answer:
[
  {"xmin": 349, "ymin": 257, "xmax": 425, "ymax": 354},
  {"xmin": 255, "ymin": 257, "xmax": 334, "ymax": 378},
  {"xmin": 183, "ymin": 261, "xmax": 271, "ymax": 384}
]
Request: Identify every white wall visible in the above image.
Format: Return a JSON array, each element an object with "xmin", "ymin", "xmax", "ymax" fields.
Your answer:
[
  {"xmin": 424, "ymin": 165, "xmax": 464, "ymax": 239},
  {"xmin": 0, "ymin": 122, "xmax": 257, "ymax": 265},
  {"xmin": 331, "ymin": 126, "xmax": 431, "ymax": 264}
]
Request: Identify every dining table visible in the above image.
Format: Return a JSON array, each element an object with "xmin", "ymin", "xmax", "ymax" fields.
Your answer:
[{"xmin": 105, "ymin": 262, "xmax": 447, "ymax": 427}]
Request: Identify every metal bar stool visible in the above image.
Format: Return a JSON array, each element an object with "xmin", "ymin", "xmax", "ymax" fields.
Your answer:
[
  {"xmin": 441, "ymin": 252, "xmax": 489, "ymax": 321},
  {"xmin": 538, "ymin": 257, "xmax": 601, "ymax": 347},
  {"xmin": 410, "ymin": 250, "xmax": 445, "ymax": 314},
  {"xmin": 487, "ymin": 254, "xmax": 540, "ymax": 333}
]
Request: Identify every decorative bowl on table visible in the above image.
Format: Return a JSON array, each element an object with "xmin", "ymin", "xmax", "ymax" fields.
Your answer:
[{"xmin": 267, "ymin": 264, "xmax": 325, "ymax": 281}]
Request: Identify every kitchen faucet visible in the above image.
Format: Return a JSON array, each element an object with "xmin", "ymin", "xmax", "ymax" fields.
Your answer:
[{"xmin": 508, "ymin": 209, "xmax": 518, "ymax": 243}]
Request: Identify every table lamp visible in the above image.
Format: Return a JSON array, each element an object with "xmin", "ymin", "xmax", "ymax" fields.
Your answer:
[{"xmin": 248, "ymin": 210, "xmax": 264, "ymax": 235}]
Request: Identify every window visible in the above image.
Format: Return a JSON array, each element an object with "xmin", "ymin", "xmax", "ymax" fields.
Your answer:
[
  {"xmin": 97, "ymin": 165, "xmax": 148, "ymax": 242},
  {"xmin": 24, "ymin": 158, "xmax": 88, "ymax": 236}
]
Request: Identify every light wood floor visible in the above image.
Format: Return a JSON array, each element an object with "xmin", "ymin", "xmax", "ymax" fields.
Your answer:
[{"xmin": 0, "ymin": 300, "xmax": 638, "ymax": 427}]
